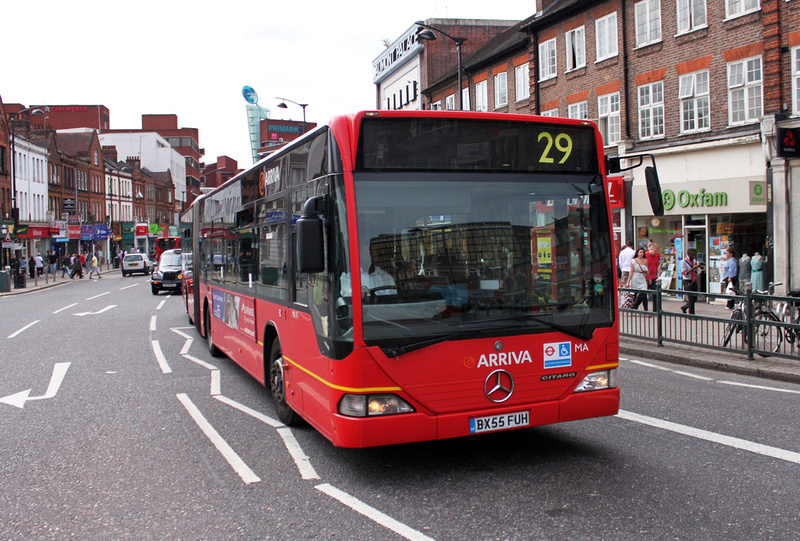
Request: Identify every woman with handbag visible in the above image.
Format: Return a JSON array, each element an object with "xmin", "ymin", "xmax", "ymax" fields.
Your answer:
[{"xmin": 626, "ymin": 248, "xmax": 651, "ymax": 312}]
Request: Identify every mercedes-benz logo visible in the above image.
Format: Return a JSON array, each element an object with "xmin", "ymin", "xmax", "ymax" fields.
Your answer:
[{"xmin": 484, "ymin": 369, "xmax": 515, "ymax": 403}]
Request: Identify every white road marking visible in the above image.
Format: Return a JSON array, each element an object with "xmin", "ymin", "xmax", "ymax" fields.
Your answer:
[
  {"xmin": 86, "ymin": 292, "xmax": 109, "ymax": 300},
  {"xmin": 120, "ymin": 283, "xmax": 138, "ymax": 290},
  {"xmin": 157, "ymin": 299, "xmax": 167, "ymax": 310},
  {"xmin": 150, "ymin": 316, "xmax": 157, "ymax": 331},
  {"xmin": 210, "ymin": 370, "xmax": 221, "ymax": 396},
  {"xmin": 315, "ymin": 483, "xmax": 434, "ymax": 541},
  {"xmin": 718, "ymin": 381, "xmax": 800, "ymax": 395},
  {"xmin": 0, "ymin": 363, "xmax": 71, "ymax": 409},
  {"xmin": 182, "ymin": 354, "xmax": 218, "ymax": 371},
  {"xmin": 74, "ymin": 305, "xmax": 117, "ymax": 316},
  {"xmin": 53, "ymin": 303, "xmax": 78, "ymax": 314},
  {"xmin": 152, "ymin": 340, "xmax": 172, "ymax": 374},
  {"xmin": 177, "ymin": 393, "xmax": 260, "ymax": 484},
  {"xmin": 672, "ymin": 370, "xmax": 714, "ymax": 381},
  {"xmin": 627, "ymin": 359, "xmax": 672, "ymax": 371},
  {"xmin": 277, "ymin": 427, "xmax": 320, "ymax": 480},
  {"xmin": 213, "ymin": 395, "xmax": 283, "ymax": 428},
  {"xmin": 617, "ymin": 409, "xmax": 800, "ymax": 465},
  {"xmin": 8, "ymin": 320, "xmax": 40, "ymax": 339}
]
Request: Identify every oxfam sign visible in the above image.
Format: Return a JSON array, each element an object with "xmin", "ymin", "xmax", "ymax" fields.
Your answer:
[{"xmin": 662, "ymin": 189, "xmax": 728, "ymax": 211}]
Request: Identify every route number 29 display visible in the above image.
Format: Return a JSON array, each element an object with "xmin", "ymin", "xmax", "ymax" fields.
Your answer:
[{"xmin": 538, "ymin": 132, "xmax": 573, "ymax": 164}]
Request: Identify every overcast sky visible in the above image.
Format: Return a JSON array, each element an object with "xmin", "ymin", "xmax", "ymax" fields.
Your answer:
[{"xmin": 2, "ymin": 1, "xmax": 535, "ymax": 169}]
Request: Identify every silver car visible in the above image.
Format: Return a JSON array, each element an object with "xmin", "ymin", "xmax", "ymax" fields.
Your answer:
[{"xmin": 121, "ymin": 253, "xmax": 154, "ymax": 277}]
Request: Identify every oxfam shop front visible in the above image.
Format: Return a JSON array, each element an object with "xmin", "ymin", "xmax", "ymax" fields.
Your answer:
[{"xmin": 632, "ymin": 176, "xmax": 767, "ymax": 297}]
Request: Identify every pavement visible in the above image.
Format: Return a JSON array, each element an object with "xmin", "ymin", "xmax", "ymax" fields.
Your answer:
[{"xmin": 3, "ymin": 272, "xmax": 799, "ymax": 385}]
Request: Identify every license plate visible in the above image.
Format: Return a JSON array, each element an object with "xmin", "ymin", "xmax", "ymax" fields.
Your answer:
[
  {"xmin": 163, "ymin": 283, "xmax": 177, "ymax": 288},
  {"xmin": 469, "ymin": 410, "xmax": 530, "ymax": 434}
]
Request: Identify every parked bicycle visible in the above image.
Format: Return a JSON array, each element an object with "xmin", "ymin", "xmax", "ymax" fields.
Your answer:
[
  {"xmin": 776, "ymin": 288, "xmax": 800, "ymax": 345},
  {"xmin": 721, "ymin": 282, "xmax": 783, "ymax": 355}
]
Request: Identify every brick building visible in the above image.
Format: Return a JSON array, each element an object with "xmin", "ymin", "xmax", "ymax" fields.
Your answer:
[
  {"xmin": 28, "ymin": 105, "xmax": 110, "ymax": 131},
  {"xmin": 392, "ymin": 0, "xmax": 800, "ymax": 292},
  {"xmin": 200, "ymin": 155, "xmax": 240, "ymax": 192}
]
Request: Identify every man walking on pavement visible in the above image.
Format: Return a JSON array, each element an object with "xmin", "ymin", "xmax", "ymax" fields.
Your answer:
[{"xmin": 618, "ymin": 239, "xmax": 635, "ymax": 286}]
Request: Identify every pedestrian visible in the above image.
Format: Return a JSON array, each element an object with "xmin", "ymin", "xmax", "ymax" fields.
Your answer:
[
  {"xmin": 618, "ymin": 239, "xmax": 635, "ymax": 285},
  {"xmin": 34, "ymin": 253, "xmax": 44, "ymax": 277},
  {"xmin": 48, "ymin": 251, "xmax": 58, "ymax": 276},
  {"xmin": 626, "ymin": 247, "xmax": 651, "ymax": 312},
  {"xmin": 88, "ymin": 253, "xmax": 102, "ymax": 279},
  {"xmin": 645, "ymin": 242, "xmax": 661, "ymax": 312},
  {"xmin": 72, "ymin": 254, "xmax": 84, "ymax": 279},
  {"xmin": 29, "ymin": 256, "xmax": 35, "ymax": 278},
  {"xmin": 19, "ymin": 254, "xmax": 27, "ymax": 278},
  {"xmin": 80, "ymin": 252, "xmax": 87, "ymax": 273},
  {"xmin": 680, "ymin": 249, "xmax": 702, "ymax": 314},
  {"xmin": 63, "ymin": 254, "xmax": 73, "ymax": 278},
  {"xmin": 722, "ymin": 247, "xmax": 739, "ymax": 309}
]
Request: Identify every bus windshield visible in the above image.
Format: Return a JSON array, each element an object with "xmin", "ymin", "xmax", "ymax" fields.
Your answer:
[{"xmin": 351, "ymin": 171, "xmax": 614, "ymax": 351}]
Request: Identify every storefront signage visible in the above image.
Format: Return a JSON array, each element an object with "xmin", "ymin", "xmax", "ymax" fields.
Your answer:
[
  {"xmin": 776, "ymin": 127, "xmax": 800, "ymax": 158},
  {"xmin": 18, "ymin": 225, "xmax": 52, "ymax": 239},
  {"xmin": 608, "ymin": 176, "xmax": 625, "ymax": 208},
  {"xmin": 372, "ymin": 26, "xmax": 421, "ymax": 83},
  {"xmin": 662, "ymin": 189, "xmax": 727, "ymax": 211},
  {"xmin": 749, "ymin": 181, "xmax": 766, "ymax": 205}
]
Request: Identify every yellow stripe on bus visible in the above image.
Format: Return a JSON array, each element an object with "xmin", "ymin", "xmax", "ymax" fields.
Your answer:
[
  {"xmin": 586, "ymin": 363, "xmax": 619, "ymax": 371},
  {"xmin": 284, "ymin": 356, "xmax": 403, "ymax": 393}
]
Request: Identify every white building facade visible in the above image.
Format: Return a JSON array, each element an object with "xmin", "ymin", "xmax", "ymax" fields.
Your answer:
[
  {"xmin": 13, "ymin": 135, "xmax": 49, "ymax": 224},
  {"xmin": 372, "ymin": 25, "xmax": 425, "ymax": 111},
  {"xmin": 98, "ymin": 132, "xmax": 186, "ymax": 211}
]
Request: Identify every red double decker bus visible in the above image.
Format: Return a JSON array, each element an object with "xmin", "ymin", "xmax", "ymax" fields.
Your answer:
[
  {"xmin": 155, "ymin": 236, "xmax": 181, "ymax": 261},
  {"xmin": 181, "ymin": 110, "xmax": 658, "ymax": 448}
]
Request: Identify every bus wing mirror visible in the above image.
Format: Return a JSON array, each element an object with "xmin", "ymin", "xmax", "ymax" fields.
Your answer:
[
  {"xmin": 606, "ymin": 157, "xmax": 622, "ymax": 174},
  {"xmin": 297, "ymin": 196, "xmax": 325, "ymax": 273},
  {"xmin": 645, "ymin": 166, "xmax": 664, "ymax": 216}
]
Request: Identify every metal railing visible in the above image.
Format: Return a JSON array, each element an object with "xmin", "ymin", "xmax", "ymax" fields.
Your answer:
[{"xmin": 619, "ymin": 284, "xmax": 800, "ymax": 361}]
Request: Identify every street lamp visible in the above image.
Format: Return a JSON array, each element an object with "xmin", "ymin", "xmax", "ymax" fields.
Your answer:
[
  {"xmin": 415, "ymin": 21, "xmax": 467, "ymax": 111},
  {"xmin": 7, "ymin": 107, "xmax": 44, "ymax": 226},
  {"xmin": 275, "ymin": 97, "xmax": 308, "ymax": 135}
]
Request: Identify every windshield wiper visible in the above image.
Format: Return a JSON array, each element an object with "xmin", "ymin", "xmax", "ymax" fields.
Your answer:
[
  {"xmin": 452, "ymin": 313, "xmax": 595, "ymax": 341},
  {"xmin": 381, "ymin": 313, "xmax": 594, "ymax": 358},
  {"xmin": 381, "ymin": 330, "xmax": 477, "ymax": 358}
]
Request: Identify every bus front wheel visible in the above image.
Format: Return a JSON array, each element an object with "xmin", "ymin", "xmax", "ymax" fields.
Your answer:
[{"xmin": 269, "ymin": 341, "xmax": 300, "ymax": 426}]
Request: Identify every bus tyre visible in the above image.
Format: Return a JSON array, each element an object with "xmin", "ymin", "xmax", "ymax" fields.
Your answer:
[
  {"xmin": 269, "ymin": 341, "xmax": 299, "ymax": 426},
  {"xmin": 205, "ymin": 307, "xmax": 222, "ymax": 357}
]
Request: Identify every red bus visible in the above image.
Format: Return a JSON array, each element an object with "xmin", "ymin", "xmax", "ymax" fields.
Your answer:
[
  {"xmin": 155, "ymin": 236, "xmax": 181, "ymax": 261},
  {"xmin": 181, "ymin": 110, "xmax": 659, "ymax": 448}
]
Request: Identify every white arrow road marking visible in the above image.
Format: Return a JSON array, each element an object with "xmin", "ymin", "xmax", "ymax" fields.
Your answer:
[
  {"xmin": 74, "ymin": 305, "xmax": 117, "ymax": 317},
  {"xmin": 0, "ymin": 362, "xmax": 71, "ymax": 409}
]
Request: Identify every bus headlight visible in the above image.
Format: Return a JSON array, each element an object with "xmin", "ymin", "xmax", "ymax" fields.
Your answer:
[
  {"xmin": 574, "ymin": 369, "xmax": 617, "ymax": 393},
  {"xmin": 339, "ymin": 394, "xmax": 415, "ymax": 417}
]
